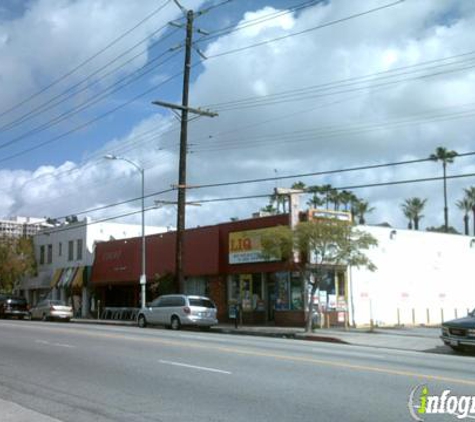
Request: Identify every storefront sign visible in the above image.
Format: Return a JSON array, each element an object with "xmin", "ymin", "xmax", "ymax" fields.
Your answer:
[{"xmin": 229, "ymin": 229, "xmax": 280, "ymax": 264}]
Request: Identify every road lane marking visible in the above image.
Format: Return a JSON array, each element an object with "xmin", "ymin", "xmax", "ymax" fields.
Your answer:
[
  {"xmin": 159, "ymin": 360, "xmax": 232, "ymax": 374},
  {"xmin": 6, "ymin": 323, "xmax": 474, "ymax": 386},
  {"xmin": 35, "ymin": 339, "xmax": 75, "ymax": 348}
]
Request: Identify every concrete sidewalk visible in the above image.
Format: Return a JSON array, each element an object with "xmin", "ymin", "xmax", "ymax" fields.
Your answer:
[{"xmin": 72, "ymin": 318, "xmax": 444, "ymax": 352}]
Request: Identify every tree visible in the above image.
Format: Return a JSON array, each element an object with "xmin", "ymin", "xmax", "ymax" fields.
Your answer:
[
  {"xmin": 456, "ymin": 197, "xmax": 472, "ymax": 236},
  {"xmin": 291, "ymin": 181, "xmax": 306, "ymax": 190},
  {"xmin": 401, "ymin": 197, "xmax": 427, "ymax": 230},
  {"xmin": 0, "ymin": 236, "xmax": 37, "ymax": 293},
  {"xmin": 353, "ymin": 199, "xmax": 375, "ymax": 225},
  {"xmin": 306, "ymin": 185, "xmax": 323, "ymax": 209},
  {"xmin": 260, "ymin": 203, "xmax": 277, "ymax": 215},
  {"xmin": 464, "ymin": 186, "xmax": 475, "ymax": 236},
  {"xmin": 426, "ymin": 225, "xmax": 460, "ymax": 234},
  {"xmin": 261, "ymin": 220, "xmax": 377, "ymax": 332},
  {"xmin": 429, "ymin": 146, "xmax": 458, "ymax": 233}
]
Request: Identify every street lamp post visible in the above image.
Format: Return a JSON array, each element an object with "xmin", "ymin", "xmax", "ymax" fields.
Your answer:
[{"xmin": 104, "ymin": 154, "xmax": 147, "ymax": 309}]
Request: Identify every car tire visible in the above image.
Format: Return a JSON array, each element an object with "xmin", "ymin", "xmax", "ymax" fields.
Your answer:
[
  {"xmin": 170, "ymin": 316, "xmax": 181, "ymax": 330},
  {"xmin": 138, "ymin": 314, "xmax": 147, "ymax": 328}
]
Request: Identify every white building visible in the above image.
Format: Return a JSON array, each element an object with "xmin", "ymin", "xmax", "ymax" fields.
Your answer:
[
  {"xmin": 0, "ymin": 216, "xmax": 49, "ymax": 238},
  {"xmin": 19, "ymin": 217, "xmax": 167, "ymax": 317},
  {"xmin": 349, "ymin": 226, "xmax": 475, "ymax": 327}
]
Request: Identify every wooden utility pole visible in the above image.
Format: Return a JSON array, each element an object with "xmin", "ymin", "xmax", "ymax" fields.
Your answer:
[{"xmin": 153, "ymin": 3, "xmax": 217, "ymax": 293}]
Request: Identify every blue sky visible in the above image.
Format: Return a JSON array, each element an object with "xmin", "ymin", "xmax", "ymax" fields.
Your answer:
[{"xmin": 1, "ymin": 0, "xmax": 475, "ymax": 233}]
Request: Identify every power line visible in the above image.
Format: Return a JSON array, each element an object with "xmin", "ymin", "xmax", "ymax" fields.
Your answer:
[
  {"xmin": 0, "ymin": 25, "xmax": 180, "ymax": 134},
  {"xmin": 0, "ymin": 49, "xmax": 181, "ymax": 152},
  {"xmin": 40, "ymin": 169, "xmax": 475, "ymax": 236},
  {"xmin": 206, "ymin": 0, "xmax": 405, "ymax": 60},
  {"xmin": 0, "ymin": 65, "xmax": 186, "ymax": 164},
  {"xmin": 0, "ymin": 0, "xmax": 173, "ymax": 120}
]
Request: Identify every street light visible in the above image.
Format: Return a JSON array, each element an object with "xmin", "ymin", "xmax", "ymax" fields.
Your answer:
[{"xmin": 104, "ymin": 154, "xmax": 147, "ymax": 309}]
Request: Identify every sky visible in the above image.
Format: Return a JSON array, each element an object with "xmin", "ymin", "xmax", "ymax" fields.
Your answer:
[{"xmin": 0, "ymin": 0, "xmax": 475, "ymax": 233}]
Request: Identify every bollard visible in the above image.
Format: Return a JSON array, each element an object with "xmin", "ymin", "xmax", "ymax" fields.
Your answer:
[
  {"xmin": 426, "ymin": 308, "xmax": 430, "ymax": 325},
  {"xmin": 397, "ymin": 308, "xmax": 401, "ymax": 326},
  {"xmin": 412, "ymin": 308, "xmax": 416, "ymax": 326},
  {"xmin": 455, "ymin": 308, "xmax": 458, "ymax": 319},
  {"xmin": 441, "ymin": 308, "xmax": 444, "ymax": 323}
]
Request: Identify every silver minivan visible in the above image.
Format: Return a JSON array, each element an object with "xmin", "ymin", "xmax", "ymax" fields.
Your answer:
[{"xmin": 137, "ymin": 294, "xmax": 218, "ymax": 330}]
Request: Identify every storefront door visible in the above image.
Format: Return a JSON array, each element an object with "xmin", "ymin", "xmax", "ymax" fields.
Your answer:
[{"xmin": 267, "ymin": 281, "xmax": 275, "ymax": 321}]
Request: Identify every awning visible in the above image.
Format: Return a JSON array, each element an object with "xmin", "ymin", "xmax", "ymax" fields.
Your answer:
[
  {"xmin": 58, "ymin": 267, "xmax": 76, "ymax": 288},
  {"xmin": 71, "ymin": 267, "xmax": 84, "ymax": 289},
  {"xmin": 50, "ymin": 269, "xmax": 63, "ymax": 288}
]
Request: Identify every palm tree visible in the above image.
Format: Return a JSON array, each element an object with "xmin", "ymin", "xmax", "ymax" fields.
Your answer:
[
  {"xmin": 291, "ymin": 181, "xmax": 306, "ymax": 190},
  {"xmin": 456, "ymin": 197, "xmax": 472, "ymax": 235},
  {"xmin": 328, "ymin": 189, "xmax": 341, "ymax": 211},
  {"xmin": 339, "ymin": 190, "xmax": 356, "ymax": 213},
  {"xmin": 306, "ymin": 185, "xmax": 323, "ymax": 209},
  {"xmin": 401, "ymin": 197, "xmax": 427, "ymax": 230},
  {"xmin": 320, "ymin": 184, "xmax": 333, "ymax": 209},
  {"xmin": 429, "ymin": 146, "xmax": 458, "ymax": 232},
  {"xmin": 353, "ymin": 199, "xmax": 375, "ymax": 225},
  {"xmin": 464, "ymin": 186, "xmax": 475, "ymax": 236}
]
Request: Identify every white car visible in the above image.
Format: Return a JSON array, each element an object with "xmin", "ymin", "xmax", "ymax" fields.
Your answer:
[
  {"xmin": 30, "ymin": 299, "xmax": 73, "ymax": 322},
  {"xmin": 137, "ymin": 294, "xmax": 218, "ymax": 330}
]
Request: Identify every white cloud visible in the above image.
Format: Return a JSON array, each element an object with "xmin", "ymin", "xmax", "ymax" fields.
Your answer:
[{"xmin": 1, "ymin": 0, "xmax": 475, "ymax": 234}]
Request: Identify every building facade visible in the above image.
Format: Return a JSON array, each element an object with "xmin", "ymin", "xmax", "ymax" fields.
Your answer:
[
  {"xmin": 18, "ymin": 217, "xmax": 168, "ymax": 317},
  {"xmin": 0, "ymin": 216, "xmax": 49, "ymax": 238},
  {"xmin": 90, "ymin": 213, "xmax": 475, "ymax": 327}
]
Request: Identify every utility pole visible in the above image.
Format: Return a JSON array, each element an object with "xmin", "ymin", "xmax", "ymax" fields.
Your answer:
[{"xmin": 153, "ymin": 2, "xmax": 217, "ymax": 293}]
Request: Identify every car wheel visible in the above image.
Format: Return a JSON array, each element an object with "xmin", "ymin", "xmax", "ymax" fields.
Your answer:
[
  {"xmin": 138, "ymin": 314, "xmax": 147, "ymax": 328},
  {"xmin": 170, "ymin": 316, "xmax": 181, "ymax": 330}
]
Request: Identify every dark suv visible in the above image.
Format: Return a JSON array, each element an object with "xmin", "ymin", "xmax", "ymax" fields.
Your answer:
[
  {"xmin": 441, "ymin": 309, "xmax": 475, "ymax": 351},
  {"xmin": 0, "ymin": 295, "xmax": 30, "ymax": 319}
]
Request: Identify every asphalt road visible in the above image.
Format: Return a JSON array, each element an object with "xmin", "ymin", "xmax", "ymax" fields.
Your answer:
[{"xmin": 0, "ymin": 320, "xmax": 474, "ymax": 422}]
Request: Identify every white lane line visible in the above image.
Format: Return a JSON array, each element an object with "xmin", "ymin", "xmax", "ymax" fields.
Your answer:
[
  {"xmin": 35, "ymin": 339, "xmax": 75, "ymax": 348},
  {"xmin": 159, "ymin": 359, "xmax": 232, "ymax": 375}
]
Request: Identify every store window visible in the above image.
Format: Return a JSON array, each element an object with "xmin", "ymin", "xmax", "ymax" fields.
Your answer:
[
  {"xmin": 274, "ymin": 272, "xmax": 290, "ymax": 311},
  {"xmin": 290, "ymin": 273, "xmax": 303, "ymax": 310},
  {"xmin": 228, "ymin": 273, "xmax": 264, "ymax": 312},
  {"xmin": 185, "ymin": 277, "xmax": 207, "ymax": 296}
]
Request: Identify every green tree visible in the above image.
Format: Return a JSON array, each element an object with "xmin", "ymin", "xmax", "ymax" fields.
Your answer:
[
  {"xmin": 353, "ymin": 199, "xmax": 375, "ymax": 225},
  {"xmin": 429, "ymin": 146, "xmax": 458, "ymax": 232},
  {"xmin": 306, "ymin": 185, "xmax": 323, "ymax": 209},
  {"xmin": 401, "ymin": 197, "xmax": 427, "ymax": 230},
  {"xmin": 456, "ymin": 197, "xmax": 472, "ymax": 235},
  {"xmin": 0, "ymin": 236, "xmax": 37, "ymax": 293},
  {"xmin": 464, "ymin": 186, "xmax": 475, "ymax": 236},
  {"xmin": 261, "ymin": 220, "xmax": 377, "ymax": 332},
  {"xmin": 291, "ymin": 181, "xmax": 306, "ymax": 190},
  {"xmin": 426, "ymin": 225, "xmax": 460, "ymax": 234}
]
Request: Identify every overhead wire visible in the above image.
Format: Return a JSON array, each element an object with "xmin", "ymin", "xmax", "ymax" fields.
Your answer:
[{"xmin": 0, "ymin": 0, "xmax": 173, "ymax": 120}]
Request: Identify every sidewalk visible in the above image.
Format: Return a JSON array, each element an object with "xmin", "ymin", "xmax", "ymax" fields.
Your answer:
[{"xmin": 72, "ymin": 318, "xmax": 444, "ymax": 352}]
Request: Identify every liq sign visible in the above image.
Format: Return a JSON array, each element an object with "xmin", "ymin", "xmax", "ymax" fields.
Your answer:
[{"xmin": 228, "ymin": 229, "xmax": 279, "ymax": 264}]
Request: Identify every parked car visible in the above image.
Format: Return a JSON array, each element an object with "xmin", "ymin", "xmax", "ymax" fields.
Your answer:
[
  {"xmin": 0, "ymin": 295, "xmax": 29, "ymax": 319},
  {"xmin": 30, "ymin": 299, "xmax": 73, "ymax": 322},
  {"xmin": 137, "ymin": 294, "xmax": 218, "ymax": 330},
  {"xmin": 440, "ymin": 308, "xmax": 475, "ymax": 351}
]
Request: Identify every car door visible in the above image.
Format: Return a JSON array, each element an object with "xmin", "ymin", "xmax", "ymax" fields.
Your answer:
[{"xmin": 147, "ymin": 298, "xmax": 162, "ymax": 324}]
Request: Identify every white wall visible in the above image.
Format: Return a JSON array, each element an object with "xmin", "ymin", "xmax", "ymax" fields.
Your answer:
[{"xmin": 350, "ymin": 226, "xmax": 475, "ymax": 326}]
